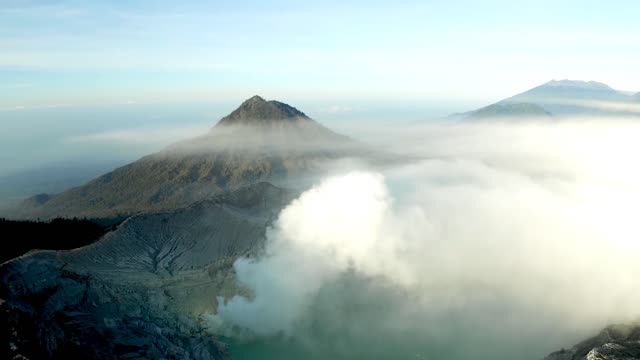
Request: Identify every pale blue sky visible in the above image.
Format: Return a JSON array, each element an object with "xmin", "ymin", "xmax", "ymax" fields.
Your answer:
[
  {"xmin": 2, "ymin": 0, "xmax": 639, "ymax": 110},
  {"xmin": 0, "ymin": 0, "xmax": 639, "ymax": 182}
]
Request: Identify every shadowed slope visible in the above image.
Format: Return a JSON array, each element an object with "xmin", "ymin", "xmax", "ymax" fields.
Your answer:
[{"xmin": 0, "ymin": 182, "xmax": 295, "ymax": 359}]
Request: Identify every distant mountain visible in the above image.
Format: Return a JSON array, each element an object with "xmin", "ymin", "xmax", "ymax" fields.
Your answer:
[
  {"xmin": 518, "ymin": 79, "xmax": 620, "ymax": 96},
  {"xmin": 14, "ymin": 96, "xmax": 359, "ymax": 219},
  {"xmin": 505, "ymin": 80, "xmax": 626, "ymax": 104},
  {"xmin": 501, "ymin": 79, "xmax": 633, "ymax": 116},
  {"xmin": 633, "ymin": 92, "xmax": 640, "ymax": 102},
  {"xmin": 460, "ymin": 80, "xmax": 639, "ymax": 119},
  {"xmin": 467, "ymin": 102, "xmax": 551, "ymax": 120}
]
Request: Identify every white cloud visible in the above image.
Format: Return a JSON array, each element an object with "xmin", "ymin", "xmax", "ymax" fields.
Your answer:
[
  {"xmin": 65, "ymin": 125, "xmax": 209, "ymax": 146},
  {"xmin": 210, "ymin": 119, "xmax": 640, "ymax": 359},
  {"xmin": 569, "ymin": 99, "xmax": 640, "ymax": 114}
]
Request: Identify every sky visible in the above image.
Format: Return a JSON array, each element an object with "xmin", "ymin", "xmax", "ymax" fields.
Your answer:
[
  {"xmin": 2, "ymin": 0, "xmax": 639, "ymax": 110},
  {"xmin": 0, "ymin": 0, "xmax": 639, "ymax": 179}
]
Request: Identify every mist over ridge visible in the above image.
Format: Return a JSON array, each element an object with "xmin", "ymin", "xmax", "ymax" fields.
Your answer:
[{"xmin": 4, "ymin": 85, "xmax": 640, "ymax": 360}]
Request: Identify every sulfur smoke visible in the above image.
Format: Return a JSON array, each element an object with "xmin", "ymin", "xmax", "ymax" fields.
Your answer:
[{"xmin": 211, "ymin": 119, "xmax": 640, "ymax": 360}]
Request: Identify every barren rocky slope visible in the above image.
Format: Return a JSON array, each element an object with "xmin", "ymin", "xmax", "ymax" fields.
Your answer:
[
  {"xmin": 1, "ymin": 182, "xmax": 296, "ymax": 359},
  {"xmin": 544, "ymin": 323, "xmax": 640, "ymax": 360}
]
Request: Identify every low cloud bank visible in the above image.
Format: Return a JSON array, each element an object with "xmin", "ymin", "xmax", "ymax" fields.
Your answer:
[
  {"xmin": 65, "ymin": 125, "xmax": 209, "ymax": 146},
  {"xmin": 209, "ymin": 119, "xmax": 640, "ymax": 359}
]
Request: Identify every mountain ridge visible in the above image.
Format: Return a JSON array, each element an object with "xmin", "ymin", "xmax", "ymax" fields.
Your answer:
[
  {"xmin": 13, "ymin": 96, "xmax": 359, "ymax": 220},
  {"xmin": 539, "ymin": 79, "xmax": 615, "ymax": 91},
  {"xmin": 216, "ymin": 95, "xmax": 310, "ymax": 127},
  {"xmin": 460, "ymin": 79, "xmax": 639, "ymax": 119},
  {"xmin": 467, "ymin": 102, "xmax": 551, "ymax": 120},
  {"xmin": 502, "ymin": 79, "xmax": 626, "ymax": 104}
]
